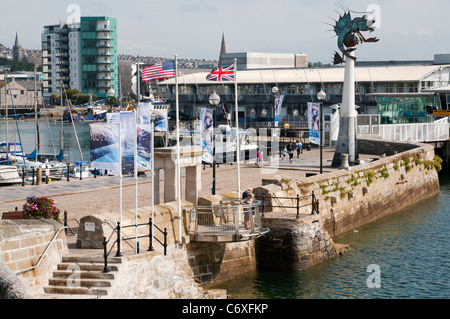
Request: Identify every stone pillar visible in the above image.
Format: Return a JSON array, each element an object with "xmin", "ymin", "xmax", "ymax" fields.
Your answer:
[
  {"xmin": 186, "ymin": 165, "xmax": 201, "ymax": 205},
  {"xmin": 332, "ymin": 51, "xmax": 359, "ymax": 167},
  {"xmin": 164, "ymin": 162, "xmax": 178, "ymax": 203}
]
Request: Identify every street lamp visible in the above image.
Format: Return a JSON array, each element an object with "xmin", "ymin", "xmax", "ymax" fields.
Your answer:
[
  {"xmin": 107, "ymin": 88, "xmax": 115, "ymax": 112},
  {"xmin": 209, "ymin": 91, "xmax": 221, "ymax": 195},
  {"xmin": 272, "ymin": 86, "xmax": 279, "ymax": 128},
  {"xmin": 317, "ymin": 88, "xmax": 327, "ymax": 174}
]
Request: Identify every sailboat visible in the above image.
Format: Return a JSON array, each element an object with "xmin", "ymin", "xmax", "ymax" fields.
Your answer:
[{"xmin": 0, "ymin": 75, "xmax": 21, "ymax": 185}]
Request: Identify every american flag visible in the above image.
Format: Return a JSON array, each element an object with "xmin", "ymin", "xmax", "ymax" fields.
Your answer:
[
  {"xmin": 206, "ymin": 64, "xmax": 235, "ymax": 82},
  {"xmin": 142, "ymin": 61, "xmax": 176, "ymax": 82}
]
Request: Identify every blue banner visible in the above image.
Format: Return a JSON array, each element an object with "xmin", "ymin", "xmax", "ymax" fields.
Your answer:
[
  {"xmin": 89, "ymin": 123, "xmax": 121, "ymax": 175},
  {"xmin": 308, "ymin": 102, "xmax": 321, "ymax": 146}
]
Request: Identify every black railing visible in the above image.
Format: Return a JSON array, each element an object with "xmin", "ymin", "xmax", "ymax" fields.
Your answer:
[
  {"xmin": 255, "ymin": 191, "xmax": 319, "ymax": 219},
  {"xmin": 102, "ymin": 218, "xmax": 167, "ymax": 273},
  {"xmin": 149, "ymin": 218, "xmax": 168, "ymax": 256}
]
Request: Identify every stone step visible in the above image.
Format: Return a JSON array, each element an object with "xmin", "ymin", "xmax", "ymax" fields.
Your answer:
[
  {"xmin": 48, "ymin": 278, "xmax": 112, "ymax": 288},
  {"xmin": 53, "ymin": 271, "xmax": 115, "ymax": 280},
  {"xmin": 62, "ymin": 255, "xmax": 122, "ymax": 264},
  {"xmin": 44, "ymin": 286, "xmax": 109, "ymax": 296},
  {"xmin": 57, "ymin": 263, "xmax": 119, "ymax": 272}
]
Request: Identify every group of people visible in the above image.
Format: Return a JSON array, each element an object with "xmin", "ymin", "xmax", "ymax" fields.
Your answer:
[{"xmin": 281, "ymin": 140, "xmax": 303, "ymax": 163}]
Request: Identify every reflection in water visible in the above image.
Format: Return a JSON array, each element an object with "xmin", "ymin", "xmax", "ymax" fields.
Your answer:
[{"xmin": 214, "ymin": 177, "xmax": 450, "ymax": 299}]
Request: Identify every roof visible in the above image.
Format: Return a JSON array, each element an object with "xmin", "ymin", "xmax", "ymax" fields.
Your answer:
[{"xmin": 159, "ymin": 65, "xmax": 449, "ymax": 85}]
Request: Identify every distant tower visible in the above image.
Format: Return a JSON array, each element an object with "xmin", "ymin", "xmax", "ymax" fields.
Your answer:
[
  {"xmin": 12, "ymin": 33, "xmax": 23, "ymax": 62},
  {"xmin": 218, "ymin": 33, "xmax": 227, "ymax": 67}
]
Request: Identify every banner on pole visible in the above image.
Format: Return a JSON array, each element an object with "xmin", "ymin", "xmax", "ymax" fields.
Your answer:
[
  {"xmin": 137, "ymin": 102, "xmax": 152, "ymax": 124},
  {"xmin": 136, "ymin": 124, "xmax": 152, "ymax": 171},
  {"xmin": 107, "ymin": 111, "xmax": 136, "ymax": 175},
  {"xmin": 308, "ymin": 102, "xmax": 321, "ymax": 146},
  {"xmin": 153, "ymin": 109, "xmax": 168, "ymax": 132},
  {"xmin": 200, "ymin": 108, "xmax": 214, "ymax": 164},
  {"xmin": 274, "ymin": 95, "xmax": 284, "ymax": 128},
  {"xmin": 89, "ymin": 123, "xmax": 121, "ymax": 175}
]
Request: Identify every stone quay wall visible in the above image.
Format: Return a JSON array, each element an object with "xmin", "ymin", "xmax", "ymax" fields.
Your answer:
[
  {"xmin": 255, "ymin": 139, "xmax": 441, "ymax": 270},
  {"xmin": 0, "ymin": 220, "xmax": 68, "ymax": 297}
]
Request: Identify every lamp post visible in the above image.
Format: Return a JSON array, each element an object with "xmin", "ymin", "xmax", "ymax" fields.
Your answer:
[
  {"xmin": 209, "ymin": 91, "xmax": 221, "ymax": 195},
  {"xmin": 107, "ymin": 88, "xmax": 115, "ymax": 112},
  {"xmin": 317, "ymin": 89, "xmax": 327, "ymax": 174},
  {"xmin": 272, "ymin": 86, "xmax": 278, "ymax": 128}
]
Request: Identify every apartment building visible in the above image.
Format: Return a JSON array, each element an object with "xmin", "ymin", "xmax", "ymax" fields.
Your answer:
[{"xmin": 41, "ymin": 16, "xmax": 118, "ymax": 100}]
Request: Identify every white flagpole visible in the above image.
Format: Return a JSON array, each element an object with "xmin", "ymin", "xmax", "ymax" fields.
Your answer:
[
  {"xmin": 151, "ymin": 111, "xmax": 155, "ymax": 251},
  {"xmin": 234, "ymin": 58, "xmax": 241, "ymax": 198},
  {"xmin": 119, "ymin": 122, "xmax": 123, "ymax": 255},
  {"xmin": 134, "ymin": 111, "xmax": 138, "ymax": 253},
  {"xmin": 175, "ymin": 54, "xmax": 182, "ymax": 246}
]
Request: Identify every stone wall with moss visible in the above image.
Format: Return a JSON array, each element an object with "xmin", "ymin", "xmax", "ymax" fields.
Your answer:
[{"xmin": 255, "ymin": 139, "xmax": 441, "ymax": 270}]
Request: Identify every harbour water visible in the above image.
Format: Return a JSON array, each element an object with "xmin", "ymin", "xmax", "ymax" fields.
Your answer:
[
  {"xmin": 0, "ymin": 120, "xmax": 91, "ymax": 163},
  {"xmin": 213, "ymin": 176, "xmax": 450, "ymax": 299}
]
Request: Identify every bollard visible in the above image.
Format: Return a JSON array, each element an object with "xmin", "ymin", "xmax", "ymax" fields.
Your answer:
[
  {"xmin": 22, "ymin": 168, "xmax": 25, "ymax": 187},
  {"xmin": 80, "ymin": 163, "xmax": 83, "ymax": 180},
  {"xmin": 31, "ymin": 168, "xmax": 35, "ymax": 185},
  {"xmin": 37, "ymin": 168, "xmax": 42, "ymax": 186},
  {"xmin": 67, "ymin": 163, "xmax": 70, "ymax": 182},
  {"xmin": 296, "ymin": 194, "xmax": 300, "ymax": 219}
]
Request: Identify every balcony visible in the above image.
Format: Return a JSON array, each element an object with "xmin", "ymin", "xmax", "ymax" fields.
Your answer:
[{"xmin": 188, "ymin": 198, "xmax": 269, "ymax": 243}]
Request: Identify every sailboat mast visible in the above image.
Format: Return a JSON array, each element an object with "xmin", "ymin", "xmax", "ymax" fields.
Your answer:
[
  {"xmin": 34, "ymin": 67, "xmax": 39, "ymax": 155},
  {"xmin": 5, "ymin": 70, "xmax": 8, "ymax": 155}
]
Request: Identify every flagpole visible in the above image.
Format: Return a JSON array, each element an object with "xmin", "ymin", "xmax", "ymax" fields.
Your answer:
[
  {"xmin": 134, "ymin": 111, "xmax": 138, "ymax": 254},
  {"xmin": 175, "ymin": 54, "xmax": 182, "ymax": 246},
  {"xmin": 137, "ymin": 56, "xmax": 140, "ymax": 105},
  {"xmin": 234, "ymin": 58, "xmax": 241, "ymax": 198},
  {"xmin": 119, "ymin": 122, "xmax": 123, "ymax": 256},
  {"xmin": 151, "ymin": 110, "xmax": 155, "ymax": 251}
]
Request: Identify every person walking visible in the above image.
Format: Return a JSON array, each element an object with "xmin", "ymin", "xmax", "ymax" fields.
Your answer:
[
  {"xmin": 287, "ymin": 143, "xmax": 294, "ymax": 163},
  {"xmin": 281, "ymin": 146, "xmax": 287, "ymax": 161},
  {"xmin": 296, "ymin": 140, "xmax": 302, "ymax": 158}
]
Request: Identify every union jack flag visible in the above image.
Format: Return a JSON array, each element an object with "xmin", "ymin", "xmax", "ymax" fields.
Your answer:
[{"xmin": 206, "ymin": 64, "xmax": 235, "ymax": 82}]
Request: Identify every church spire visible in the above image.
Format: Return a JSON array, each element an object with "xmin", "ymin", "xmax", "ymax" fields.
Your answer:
[
  {"xmin": 218, "ymin": 33, "xmax": 227, "ymax": 67},
  {"xmin": 13, "ymin": 32, "xmax": 23, "ymax": 62}
]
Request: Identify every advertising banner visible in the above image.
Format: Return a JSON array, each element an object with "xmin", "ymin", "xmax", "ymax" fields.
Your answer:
[
  {"xmin": 136, "ymin": 124, "xmax": 152, "ymax": 171},
  {"xmin": 89, "ymin": 123, "xmax": 121, "ymax": 175},
  {"xmin": 200, "ymin": 108, "xmax": 214, "ymax": 164},
  {"xmin": 137, "ymin": 102, "xmax": 151, "ymax": 124},
  {"xmin": 274, "ymin": 95, "xmax": 284, "ymax": 128},
  {"xmin": 308, "ymin": 102, "xmax": 321, "ymax": 146},
  {"xmin": 153, "ymin": 109, "xmax": 168, "ymax": 132}
]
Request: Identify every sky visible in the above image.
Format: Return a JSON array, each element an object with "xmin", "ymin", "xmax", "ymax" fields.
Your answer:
[{"xmin": 1, "ymin": 0, "xmax": 450, "ymax": 64}]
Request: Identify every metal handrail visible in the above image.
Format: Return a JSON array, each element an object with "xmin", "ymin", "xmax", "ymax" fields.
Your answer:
[
  {"xmin": 15, "ymin": 226, "xmax": 68, "ymax": 275},
  {"xmin": 192, "ymin": 199, "xmax": 265, "ymax": 240},
  {"xmin": 255, "ymin": 192, "xmax": 319, "ymax": 219},
  {"xmin": 102, "ymin": 218, "xmax": 167, "ymax": 273}
]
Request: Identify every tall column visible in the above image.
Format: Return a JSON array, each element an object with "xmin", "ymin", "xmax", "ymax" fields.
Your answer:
[{"xmin": 332, "ymin": 51, "xmax": 358, "ymax": 167}]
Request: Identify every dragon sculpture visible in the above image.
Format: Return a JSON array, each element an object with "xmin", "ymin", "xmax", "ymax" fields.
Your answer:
[{"xmin": 333, "ymin": 11, "xmax": 379, "ymax": 65}]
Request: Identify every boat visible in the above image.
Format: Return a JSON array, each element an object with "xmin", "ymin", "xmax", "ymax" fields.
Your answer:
[
  {"xmin": 175, "ymin": 125, "xmax": 258, "ymax": 165},
  {"xmin": 0, "ymin": 142, "xmax": 66, "ymax": 179},
  {"xmin": 69, "ymin": 106, "xmax": 107, "ymax": 122},
  {"xmin": 214, "ymin": 125, "xmax": 258, "ymax": 164},
  {"xmin": 0, "ymin": 165, "xmax": 22, "ymax": 185}
]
